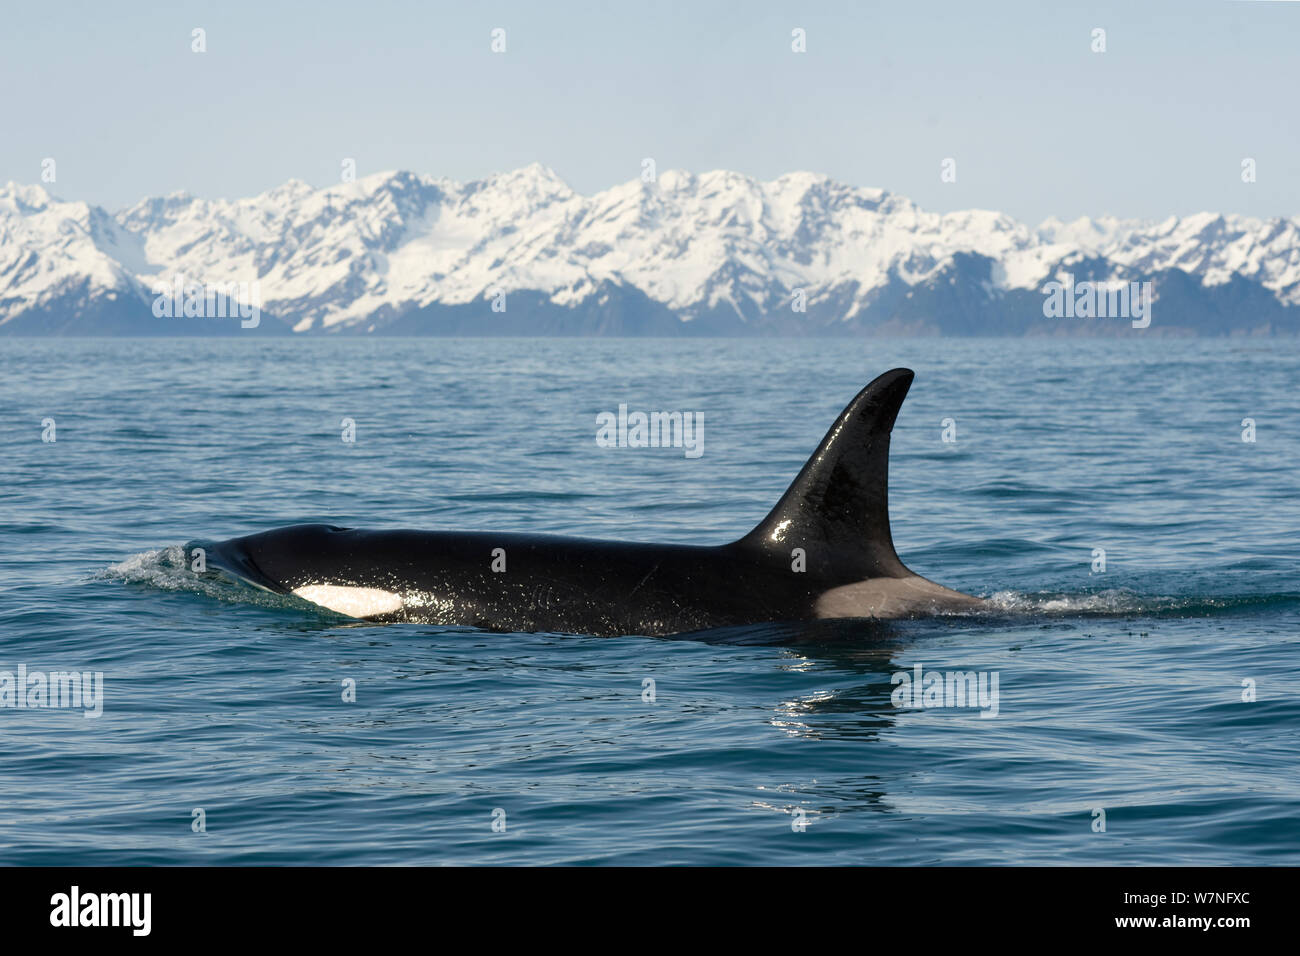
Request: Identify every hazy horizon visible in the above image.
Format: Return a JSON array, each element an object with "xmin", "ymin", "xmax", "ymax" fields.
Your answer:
[
  {"xmin": 3, "ymin": 0, "xmax": 1297, "ymax": 221},
  {"xmin": 7, "ymin": 162, "xmax": 1300, "ymax": 225}
]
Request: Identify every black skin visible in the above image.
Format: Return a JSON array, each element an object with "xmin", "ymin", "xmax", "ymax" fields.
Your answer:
[
  {"xmin": 208, "ymin": 525, "xmax": 832, "ymax": 636},
  {"xmin": 199, "ymin": 369, "xmax": 980, "ymax": 637}
]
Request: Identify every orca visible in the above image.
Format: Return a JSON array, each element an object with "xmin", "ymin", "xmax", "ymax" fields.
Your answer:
[{"xmin": 200, "ymin": 368, "xmax": 983, "ymax": 636}]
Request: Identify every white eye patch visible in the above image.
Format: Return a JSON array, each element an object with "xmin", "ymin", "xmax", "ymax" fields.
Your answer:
[{"xmin": 292, "ymin": 584, "xmax": 404, "ymax": 618}]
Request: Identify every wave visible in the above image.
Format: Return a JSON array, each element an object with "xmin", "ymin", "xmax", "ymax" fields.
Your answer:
[
  {"xmin": 983, "ymin": 588, "xmax": 1300, "ymax": 617},
  {"xmin": 99, "ymin": 546, "xmax": 315, "ymax": 613}
]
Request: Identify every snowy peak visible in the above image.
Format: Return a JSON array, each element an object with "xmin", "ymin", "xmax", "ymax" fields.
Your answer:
[{"xmin": 2, "ymin": 166, "xmax": 1298, "ymax": 334}]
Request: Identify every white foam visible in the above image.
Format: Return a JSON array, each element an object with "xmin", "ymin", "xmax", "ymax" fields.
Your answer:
[
  {"xmin": 105, "ymin": 546, "xmax": 198, "ymax": 590},
  {"xmin": 986, "ymin": 588, "xmax": 1145, "ymax": 614}
]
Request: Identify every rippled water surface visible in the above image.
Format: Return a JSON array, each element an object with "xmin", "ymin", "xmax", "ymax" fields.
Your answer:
[{"xmin": 1, "ymin": 337, "xmax": 1297, "ymax": 864}]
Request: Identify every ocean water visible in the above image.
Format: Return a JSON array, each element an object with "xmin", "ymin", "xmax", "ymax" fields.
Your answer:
[{"xmin": 1, "ymin": 336, "xmax": 1297, "ymax": 865}]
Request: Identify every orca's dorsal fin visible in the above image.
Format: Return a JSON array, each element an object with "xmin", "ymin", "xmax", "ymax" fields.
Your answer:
[{"xmin": 737, "ymin": 368, "xmax": 915, "ymax": 581}]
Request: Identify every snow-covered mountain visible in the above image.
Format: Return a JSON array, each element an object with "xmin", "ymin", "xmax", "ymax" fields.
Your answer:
[{"xmin": 3, "ymin": 165, "xmax": 1298, "ymax": 335}]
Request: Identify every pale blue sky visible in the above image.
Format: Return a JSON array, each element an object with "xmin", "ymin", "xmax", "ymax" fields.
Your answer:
[{"xmin": 2, "ymin": 0, "xmax": 1297, "ymax": 221}]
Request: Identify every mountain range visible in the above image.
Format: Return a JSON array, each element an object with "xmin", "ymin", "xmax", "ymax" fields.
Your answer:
[{"xmin": 2, "ymin": 164, "xmax": 1297, "ymax": 335}]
